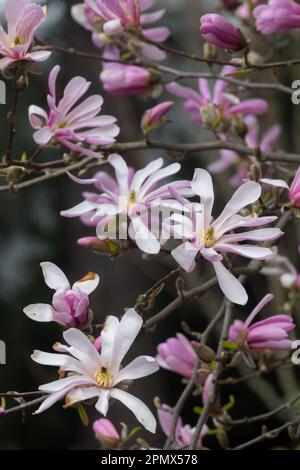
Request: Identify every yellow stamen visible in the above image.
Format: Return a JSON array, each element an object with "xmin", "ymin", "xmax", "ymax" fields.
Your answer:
[
  {"xmin": 202, "ymin": 227, "xmax": 216, "ymax": 248},
  {"xmin": 128, "ymin": 190, "xmax": 137, "ymax": 205},
  {"xmin": 94, "ymin": 367, "xmax": 113, "ymax": 388}
]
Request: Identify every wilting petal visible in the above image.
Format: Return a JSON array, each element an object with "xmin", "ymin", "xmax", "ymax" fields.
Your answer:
[{"xmin": 73, "ymin": 272, "xmax": 100, "ymax": 294}]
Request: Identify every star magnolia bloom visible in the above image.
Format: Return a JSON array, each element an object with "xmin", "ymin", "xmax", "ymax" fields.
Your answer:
[
  {"xmin": 61, "ymin": 154, "xmax": 193, "ymax": 255},
  {"xmin": 72, "ymin": 0, "xmax": 170, "ymax": 60},
  {"xmin": 23, "ymin": 262, "xmax": 99, "ymax": 327},
  {"xmin": 200, "ymin": 13, "xmax": 246, "ymax": 51},
  {"xmin": 166, "ymin": 168, "xmax": 282, "ymax": 305},
  {"xmin": 254, "ymin": 0, "xmax": 300, "ymax": 35},
  {"xmin": 208, "ymin": 116, "xmax": 285, "ymax": 188},
  {"xmin": 0, "ymin": 0, "xmax": 51, "ymax": 70},
  {"xmin": 166, "ymin": 66, "xmax": 268, "ymax": 129},
  {"xmin": 93, "ymin": 418, "xmax": 120, "ymax": 446},
  {"xmin": 288, "ymin": 166, "xmax": 300, "ymax": 208},
  {"xmin": 156, "ymin": 334, "xmax": 198, "ymax": 379},
  {"xmin": 31, "ymin": 309, "xmax": 159, "ymax": 433},
  {"xmin": 228, "ymin": 294, "xmax": 296, "ymax": 350},
  {"xmin": 29, "ymin": 65, "xmax": 119, "ymax": 157},
  {"xmin": 158, "ymin": 404, "xmax": 209, "ymax": 449}
]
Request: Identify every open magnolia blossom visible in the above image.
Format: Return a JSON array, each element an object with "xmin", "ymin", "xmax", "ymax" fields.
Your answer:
[
  {"xmin": 0, "ymin": 0, "xmax": 51, "ymax": 69},
  {"xmin": 158, "ymin": 404, "xmax": 209, "ymax": 449},
  {"xmin": 23, "ymin": 262, "xmax": 99, "ymax": 328},
  {"xmin": 61, "ymin": 154, "xmax": 193, "ymax": 255},
  {"xmin": 29, "ymin": 65, "xmax": 119, "ymax": 158},
  {"xmin": 72, "ymin": 0, "xmax": 170, "ymax": 60},
  {"xmin": 166, "ymin": 65, "xmax": 268, "ymax": 130},
  {"xmin": 228, "ymin": 294, "xmax": 296, "ymax": 350},
  {"xmin": 165, "ymin": 168, "xmax": 282, "ymax": 305},
  {"xmin": 31, "ymin": 309, "xmax": 159, "ymax": 433}
]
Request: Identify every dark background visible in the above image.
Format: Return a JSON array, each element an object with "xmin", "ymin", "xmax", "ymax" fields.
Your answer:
[{"xmin": 0, "ymin": 0, "xmax": 300, "ymax": 450}]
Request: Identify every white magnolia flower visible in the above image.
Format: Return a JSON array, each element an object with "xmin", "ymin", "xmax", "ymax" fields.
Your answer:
[
  {"xmin": 24, "ymin": 262, "xmax": 99, "ymax": 328},
  {"xmin": 31, "ymin": 309, "xmax": 159, "ymax": 433},
  {"xmin": 165, "ymin": 168, "xmax": 282, "ymax": 305}
]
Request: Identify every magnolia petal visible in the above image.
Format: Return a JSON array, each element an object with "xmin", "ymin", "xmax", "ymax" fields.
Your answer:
[
  {"xmin": 73, "ymin": 272, "xmax": 100, "ymax": 294},
  {"xmin": 95, "ymin": 389, "xmax": 110, "ymax": 416},
  {"xmin": 171, "ymin": 242, "xmax": 198, "ymax": 273},
  {"xmin": 213, "ymin": 261, "xmax": 248, "ymax": 305},
  {"xmin": 191, "ymin": 168, "xmax": 214, "ymax": 229},
  {"xmin": 110, "ymin": 388, "xmax": 156, "ymax": 433},
  {"xmin": 23, "ymin": 303, "xmax": 55, "ymax": 322},
  {"xmin": 114, "ymin": 356, "xmax": 159, "ymax": 385},
  {"xmin": 40, "ymin": 262, "xmax": 70, "ymax": 291},
  {"xmin": 110, "ymin": 309, "xmax": 143, "ymax": 376}
]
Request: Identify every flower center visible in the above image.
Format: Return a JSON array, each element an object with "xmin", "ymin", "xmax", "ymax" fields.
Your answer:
[
  {"xmin": 128, "ymin": 190, "xmax": 137, "ymax": 205},
  {"xmin": 202, "ymin": 227, "xmax": 216, "ymax": 248},
  {"xmin": 94, "ymin": 367, "xmax": 113, "ymax": 388},
  {"xmin": 12, "ymin": 36, "xmax": 21, "ymax": 47}
]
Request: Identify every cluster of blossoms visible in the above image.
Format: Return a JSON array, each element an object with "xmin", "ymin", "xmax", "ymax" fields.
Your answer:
[
  {"xmin": 0, "ymin": 0, "xmax": 50, "ymax": 69},
  {"xmin": 2, "ymin": 0, "xmax": 300, "ymax": 452}
]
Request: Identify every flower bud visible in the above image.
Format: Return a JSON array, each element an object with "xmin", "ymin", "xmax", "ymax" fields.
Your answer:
[
  {"xmin": 93, "ymin": 419, "xmax": 120, "ymax": 447},
  {"xmin": 141, "ymin": 101, "xmax": 173, "ymax": 135},
  {"xmin": 200, "ymin": 13, "xmax": 247, "ymax": 52}
]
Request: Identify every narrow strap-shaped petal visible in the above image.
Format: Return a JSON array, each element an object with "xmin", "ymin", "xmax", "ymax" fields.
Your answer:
[{"xmin": 110, "ymin": 388, "xmax": 156, "ymax": 433}]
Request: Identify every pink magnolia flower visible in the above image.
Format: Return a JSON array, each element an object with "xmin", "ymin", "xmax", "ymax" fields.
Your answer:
[
  {"xmin": 29, "ymin": 65, "xmax": 119, "ymax": 157},
  {"xmin": 0, "ymin": 0, "xmax": 51, "ymax": 69},
  {"xmin": 228, "ymin": 294, "xmax": 295, "ymax": 350},
  {"xmin": 200, "ymin": 13, "xmax": 246, "ymax": 51},
  {"xmin": 166, "ymin": 168, "xmax": 282, "ymax": 305},
  {"xmin": 141, "ymin": 101, "xmax": 173, "ymax": 133},
  {"xmin": 61, "ymin": 154, "xmax": 193, "ymax": 255},
  {"xmin": 288, "ymin": 166, "xmax": 300, "ymax": 208},
  {"xmin": 156, "ymin": 334, "xmax": 198, "ymax": 379},
  {"xmin": 158, "ymin": 404, "xmax": 209, "ymax": 449},
  {"xmin": 254, "ymin": 0, "xmax": 300, "ymax": 34},
  {"xmin": 93, "ymin": 418, "xmax": 120, "ymax": 446},
  {"xmin": 31, "ymin": 309, "xmax": 159, "ymax": 433},
  {"xmin": 208, "ymin": 116, "xmax": 285, "ymax": 188},
  {"xmin": 23, "ymin": 262, "xmax": 99, "ymax": 328},
  {"xmin": 166, "ymin": 66, "xmax": 268, "ymax": 129},
  {"xmin": 100, "ymin": 62, "xmax": 152, "ymax": 96},
  {"xmin": 71, "ymin": 0, "xmax": 170, "ymax": 60}
]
